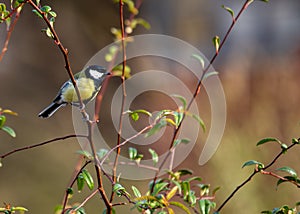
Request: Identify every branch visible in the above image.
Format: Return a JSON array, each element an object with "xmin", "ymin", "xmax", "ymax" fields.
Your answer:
[
  {"xmin": 216, "ymin": 142, "xmax": 298, "ymax": 212},
  {"xmin": 260, "ymin": 170, "xmax": 300, "ymax": 188},
  {"xmin": 151, "ymin": 0, "xmax": 253, "ymax": 194},
  {"xmin": 0, "ymin": 134, "xmax": 87, "ymax": 159},
  {"xmin": 27, "ymin": 0, "xmax": 85, "ymax": 114},
  {"xmin": 0, "ymin": 3, "xmax": 24, "ymax": 61},
  {"xmin": 73, "ymin": 189, "xmax": 99, "ymax": 212},
  {"xmin": 87, "ymin": 122, "xmax": 112, "ymax": 210},
  {"xmin": 110, "ymin": 0, "xmax": 127, "ymax": 203}
]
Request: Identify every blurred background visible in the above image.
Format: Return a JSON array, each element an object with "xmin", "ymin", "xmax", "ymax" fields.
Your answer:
[{"xmin": 1, "ymin": 0, "xmax": 300, "ymax": 213}]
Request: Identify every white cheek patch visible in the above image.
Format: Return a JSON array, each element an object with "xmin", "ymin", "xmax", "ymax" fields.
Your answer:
[{"xmin": 89, "ymin": 69, "xmax": 104, "ymax": 79}]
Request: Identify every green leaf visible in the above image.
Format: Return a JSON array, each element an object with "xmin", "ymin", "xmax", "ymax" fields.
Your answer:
[
  {"xmin": 212, "ymin": 36, "xmax": 220, "ymax": 54},
  {"xmin": 276, "ymin": 166, "xmax": 297, "ymax": 177},
  {"xmin": 157, "ymin": 211, "xmax": 167, "ymax": 214},
  {"xmin": 171, "ymin": 94, "xmax": 187, "ymax": 110},
  {"xmin": 169, "ymin": 201, "xmax": 191, "ymax": 214},
  {"xmin": 130, "ymin": 112, "xmax": 139, "ymax": 121},
  {"xmin": 152, "ymin": 182, "xmax": 168, "ymax": 196},
  {"xmin": 256, "ymin": 137, "xmax": 282, "ymax": 146},
  {"xmin": 49, "ymin": 11, "xmax": 57, "ymax": 17},
  {"xmin": 77, "ymin": 173, "xmax": 84, "ymax": 192},
  {"xmin": 42, "ymin": 27, "xmax": 54, "ymax": 38},
  {"xmin": 32, "ymin": 9, "xmax": 43, "ymax": 18},
  {"xmin": 2, "ymin": 109, "xmax": 18, "ymax": 116},
  {"xmin": 145, "ymin": 119, "xmax": 167, "ymax": 137},
  {"xmin": 197, "ymin": 184, "xmax": 210, "ymax": 196},
  {"xmin": 212, "ymin": 186, "xmax": 221, "ymax": 195},
  {"xmin": 221, "ymin": 5, "xmax": 235, "ymax": 19},
  {"xmin": 67, "ymin": 187, "xmax": 73, "ymax": 195},
  {"xmin": 112, "ymin": 64, "xmax": 131, "ymax": 79},
  {"xmin": 102, "ymin": 208, "xmax": 116, "ymax": 214},
  {"xmin": 82, "ymin": 169, "xmax": 94, "ymax": 190},
  {"xmin": 76, "ymin": 150, "xmax": 93, "ymax": 160},
  {"xmin": 113, "ymin": 183, "xmax": 125, "ymax": 196},
  {"xmin": 136, "ymin": 18, "xmax": 150, "ymax": 29},
  {"xmin": 49, "ymin": 16, "xmax": 55, "ymax": 24},
  {"xmin": 129, "ymin": 147, "xmax": 137, "ymax": 160},
  {"xmin": 188, "ymin": 190, "xmax": 197, "ymax": 206},
  {"xmin": 177, "ymin": 169, "xmax": 193, "ymax": 176},
  {"xmin": 185, "ymin": 176, "xmax": 202, "ymax": 183},
  {"xmin": 192, "ymin": 114, "xmax": 206, "ymax": 132},
  {"xmin": 292, "ymin": 138, "xmax": 299, "ymax": 144},
  {"xmin": 170, "ymin": 180, "xmax": 182, "ymax": 195},
  {"xmin": 173, "ymin": 138, "xmax": 190, "ymax": 148},
  {"xmin": 131, "ymin": 185, "xmax": 141, "ymax": 198},
  {"xmin": 166, "ymin": 186, "xmax": 178, "ymax": 200},
  {"xmin": 97, "ymin": 149, "xmax": 108, "ymax": 159},
  {"xmin": 123, "ymin": 0, "xmax": 138, "ymax": 15},
  {"xmin": 165, "ymin": 117, "xmax": 177, "ymax": 127},
  {"xmin": 182, "ymin": 181, "xmax": 190, "ymax": 200},
  {"xmin": 0, "ymin": 3, "xmax": 6, "ymax": 12},
  {"xmin": 124, "ymin": 109, "xmax": 152, "ymax": 122},
  {"xmin": 199, "ymin": 199, "xmax": 215, "ymax": 214},
  {"xmin": 12, "ymin": 206, "xmax": 28, "ymax": 212},
  {"xmin": 202, "ymin": 71, "xmax": 219, "ymax": 81},
  {"xmin": 1, "ymin": 126, "xmax": 16, "ymax": 137},
  {"xmin": 0, "ymin": 115, "xmax": 6, "ymax": 128},
  {"xmin": 41, "ymin": 5, "xmax": 51, "ymax": 13},
  {"xmin": 192, "ymin": 54, "xmax": 205, "ymax": 69},
  {"xmin": 242, "ymin": 160, "xmax": 264, "ymax": 169},
  {"xmin": 281, "ymin": 143, "xmax": 288, "ymax": 152},
  {"xmin": 149, "ymin": 148, "xmax": 158, "ymax": 166},
  {"xmin": 277, "ymin": 176, "xmax": 300, "ymax": 187},
  {"xmin": 128, "ymin": 18, "xmax": 151, "ymax": 31}
]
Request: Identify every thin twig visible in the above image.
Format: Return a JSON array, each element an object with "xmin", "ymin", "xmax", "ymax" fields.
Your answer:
[
  {"xmin": 0, "ymin": 134, "xmax": 87, "ymax": 159},
  {"xmin": 105, "ymin": 161, "xmax": 158, "ymax": 172},
  {"xmin": 100, "ymin": 124, "xmax": 153, "ymax": 165},
  {"xmin": 73, "ymin": 188, "xmax": 99, "ymax": 212}
]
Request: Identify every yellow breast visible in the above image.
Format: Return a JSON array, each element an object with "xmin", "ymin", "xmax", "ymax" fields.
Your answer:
[{"xmin": 62, "ymin": 78, "xmax": 95, "ymax": 103}]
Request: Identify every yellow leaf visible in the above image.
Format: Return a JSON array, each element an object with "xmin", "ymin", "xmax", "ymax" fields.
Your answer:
[{"xmin": 166, "ymin": 186, "xmax": 178, "ymax": 200}]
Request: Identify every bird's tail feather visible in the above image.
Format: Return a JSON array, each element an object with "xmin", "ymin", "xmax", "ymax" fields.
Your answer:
[{"xmin": 38, "ymin": 102, "xmax": 64, "ymax": 118}]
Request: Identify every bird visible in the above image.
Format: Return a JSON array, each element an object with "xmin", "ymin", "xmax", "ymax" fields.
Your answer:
[{"xmin": 38, "ymin": 65, "xmax": 110, "ymax": 118}]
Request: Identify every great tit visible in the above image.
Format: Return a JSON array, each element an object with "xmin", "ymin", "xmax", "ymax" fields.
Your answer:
[{"xmin": 38, "ymin": 65, "xmax": 110, "ymax": 118}]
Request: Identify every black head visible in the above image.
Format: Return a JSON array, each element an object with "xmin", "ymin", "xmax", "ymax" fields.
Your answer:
[{"xmin": 84, "ymin": 65, "xmax": 111, "ymax": 81}]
